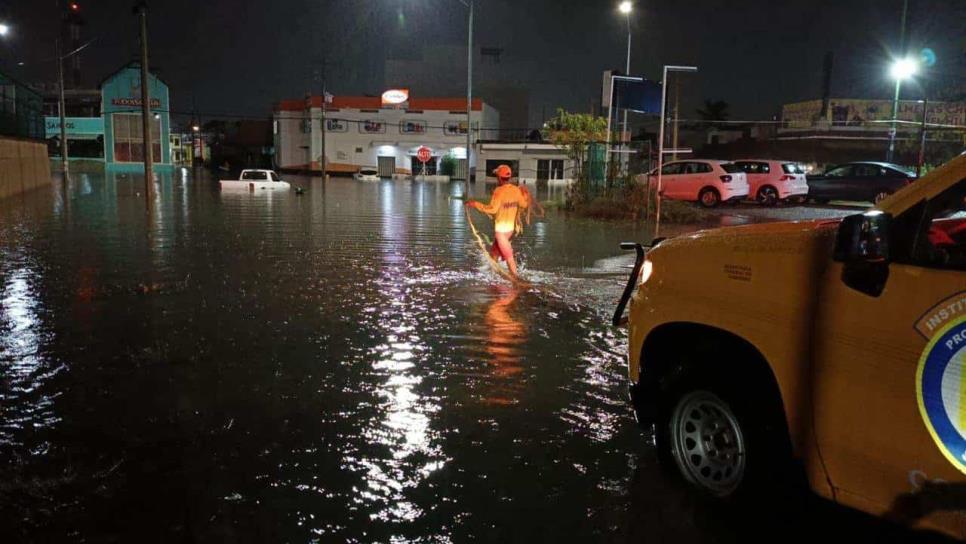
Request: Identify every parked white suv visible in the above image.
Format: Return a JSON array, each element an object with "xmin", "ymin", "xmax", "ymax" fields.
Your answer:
[
  {"xmin": 650, "ymin": 160, "xmax": 749, "ymax": 207},
  {"xmin": 733, "ymin": 159, "xmax": 809, "ymax": 205}
]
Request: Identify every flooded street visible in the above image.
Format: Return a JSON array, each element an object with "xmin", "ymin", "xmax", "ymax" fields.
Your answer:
[{"xmin": 0, "ymin": 171, "xmax": 937, "ymax": 543}]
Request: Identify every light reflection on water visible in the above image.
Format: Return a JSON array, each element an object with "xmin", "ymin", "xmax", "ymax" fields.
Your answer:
[{"xmin": 0, "ymin": 170, "xmax": 661, "ymax": 542}]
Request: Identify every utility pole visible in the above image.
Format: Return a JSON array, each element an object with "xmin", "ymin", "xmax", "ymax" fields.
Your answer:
[
  {"xmin": 135, "ymin": 1, "xmax": 153, "ymax": 196},
  {"xmin": 917, "ymin": 97, "xmax": 928, "ymax": 176},
  {"xmin": 56, "ymin": 39, "xmax": 68, "ymax": 176},
  {"xmin": 319, "ymin": 63, "xmax": 327, "ymax": 179}
]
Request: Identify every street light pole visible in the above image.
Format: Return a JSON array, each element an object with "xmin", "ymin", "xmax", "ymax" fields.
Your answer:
[
  {"xmin": 655, "ymin": 65, "xmax": 698, "ymax": 238},
  {"xmin": 465, "ymin": 0, "xmax": 473, "ymax": 187},
  {"xmin": 56, "ymin": 39, "xmax": 68, "ymax": 176},
  {"xmin": 622, "ymin": 5, "xmax": 631, "ymax": 173},
  {"xmin": 887, "ymin": 57, "xmax": 917, "ymax": 163},
  {"xmin": 887, "ymin": 78, "xmax": 902, "ymax": 162}
]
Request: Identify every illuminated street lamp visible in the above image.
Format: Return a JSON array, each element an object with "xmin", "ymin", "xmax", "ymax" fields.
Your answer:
[
  {"xmin": 616, "ymin": 2, "xmax": 633, "ymax": 173},
  {"xmin": 0, "ymin": 23, "xmax": 10, "ymax": 37},
  {"xmin": 887, "ymin": 57, "xmax": 917, "ymax": 162}
]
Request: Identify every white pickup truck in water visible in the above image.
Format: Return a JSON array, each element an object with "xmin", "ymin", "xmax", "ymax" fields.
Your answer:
[{"xmin": 220, "ymin": 169, "xmax": 291, "ymax": 191}]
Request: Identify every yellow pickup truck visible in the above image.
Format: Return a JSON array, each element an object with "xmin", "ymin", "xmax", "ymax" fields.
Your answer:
[{"xmin": 615, "ymin": 154, "xmax": 966, "ymax": 538}]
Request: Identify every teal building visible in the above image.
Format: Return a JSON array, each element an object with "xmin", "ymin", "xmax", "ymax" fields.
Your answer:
[{"xmin": 44, "ymin": 61, "xmax": 171, "ymax": 170}]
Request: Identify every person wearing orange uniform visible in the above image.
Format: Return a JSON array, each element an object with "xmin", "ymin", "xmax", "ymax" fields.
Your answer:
[{"xmin": 466, "ymin": 164, "xmax": 531, "ymax": 277}]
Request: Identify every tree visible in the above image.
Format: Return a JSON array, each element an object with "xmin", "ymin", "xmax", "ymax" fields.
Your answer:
[
  {"xmin": 544, "ymin": 108, "xmax": 607, "ymax": 205},
  {"xmin": 696, "ymin": 99, "xmax": 730, "ymax": 129}
]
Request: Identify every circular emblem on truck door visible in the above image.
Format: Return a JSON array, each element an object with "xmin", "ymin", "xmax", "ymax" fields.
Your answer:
[{"xmin": 917, "ymin": 317, "xmax": 966, "ymax": 474}]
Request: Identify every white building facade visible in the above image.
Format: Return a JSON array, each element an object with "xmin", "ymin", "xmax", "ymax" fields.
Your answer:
[
  {"xmin": 477, "ymin": 142, "xmax": 574, "ymax": 183},
  {"xmin": 274, "ymin": 93, "xmax": 499, "ymax": 179}
]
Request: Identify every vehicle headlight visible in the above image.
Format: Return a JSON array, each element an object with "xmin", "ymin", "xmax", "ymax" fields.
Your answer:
[{"xmin": 640, "ymin": 259, "xmax": 654, "ymax": 285}]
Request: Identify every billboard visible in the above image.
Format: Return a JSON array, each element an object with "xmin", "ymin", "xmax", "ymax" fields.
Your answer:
[{"xmin": 782, "ymin": 99, "xmax": 965, "ymax": 129}]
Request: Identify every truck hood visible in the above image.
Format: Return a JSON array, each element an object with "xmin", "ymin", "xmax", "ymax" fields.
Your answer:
[
  {"xmin": 659, "ymin": 219, "xmax": 840, "ymax": 248},
  {"xmin": 646, "ymin": 219, "xmax": 842, "ymax": 270}
]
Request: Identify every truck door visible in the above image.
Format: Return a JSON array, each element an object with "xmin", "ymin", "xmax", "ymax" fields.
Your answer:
[{"xmin": 812, "ymin": 175, "xmax": 966, "ymax": 535}]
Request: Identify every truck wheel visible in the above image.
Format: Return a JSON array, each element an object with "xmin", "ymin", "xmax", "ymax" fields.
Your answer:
[
  {"xmin": 658, "ymin": 375, "xmax": 790, "ymax": 500},
  {"xmin": 698, "ymin": 188, "xmax": 721, "ymax": 208}
]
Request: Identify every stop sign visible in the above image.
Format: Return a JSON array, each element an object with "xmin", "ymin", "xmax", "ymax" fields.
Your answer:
[{"xmin": 416, "ymin": 146, "xmax": 432, "ymax": 163}]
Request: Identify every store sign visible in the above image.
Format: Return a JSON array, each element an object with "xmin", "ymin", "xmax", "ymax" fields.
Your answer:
[
  {"xmin": 111, "ymin": 97, "xmax": 162, "ymax": 108},
  {"xmin": 44, "ymin": 116, "xmax": 104, "ymax": 138},
  {"xmin": 326, "ymin": 119, "xmax": 348, "ymax": 132},
  {"xmin": 360, "ymin": 120, "xmax": 385, "ymax": 134},
  {"xmin": 400, "ymin": 120, "xmax": 426, "ymax": 134},
  {"xmin": 381, "ymin": 88, "xmax": 409, "ymax": 107}
]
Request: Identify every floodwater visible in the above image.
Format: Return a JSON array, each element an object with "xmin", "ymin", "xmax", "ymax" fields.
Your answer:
[{"xmin": 0, "ymin": 170, "xmax": 941, "ymax": 543}]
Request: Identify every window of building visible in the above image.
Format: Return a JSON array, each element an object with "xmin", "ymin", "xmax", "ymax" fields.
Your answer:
[
  {"xmin": 112, "ymin": 113, "xmax": 161, "ymax": 163},
  {"xmin": 444, "ymin": 121, "xmax": 468, "ymax": 136},
  {"xmin": 400, "ymin": 120, "xmax": 427, "ymax": 134},
  {"xmin": 551, "ymin": 159, "xmax": 564, "ymax": 179},
  {"xmin": 360, "ymin": 120, "xmax": 385, "ymax": 134},
  {"xmin": 484, "ymin": 159, "xmax": 519, "ymax": 176}
]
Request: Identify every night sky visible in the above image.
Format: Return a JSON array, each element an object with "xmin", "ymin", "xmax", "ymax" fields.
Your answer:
[{"xmin": 1, "ymin": 0, "xmax": 963, "ymax": 127}]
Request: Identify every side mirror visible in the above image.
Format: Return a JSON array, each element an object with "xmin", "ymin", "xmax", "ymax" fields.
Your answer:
[
  {"xmin": 833, "ymin": 212, "xmax": 891, "ymax": 263},
  {"xmin": 833, "ymin": 212, "xmax": 892, "ymax": 296}
]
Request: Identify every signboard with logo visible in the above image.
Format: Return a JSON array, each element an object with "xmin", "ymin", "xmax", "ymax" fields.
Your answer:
[
  {"xmin": 400, "ymin": 120, "xmax": 427, "ymax": 134},
  {"xmin": 326, "ymin": 119, "xmax": 348, "ymax": 132},
  {"xmin": 44, "ymin": 116, "xmax": 105, "ymax": 138},
  {"xmin": 381, "ymin": 88, "xmax": 409, "ymax": 108},
  {"xmin": 360, "ymin": 120, "xmax": 386, "ymax": 134},
  {"xmin": 782, "ymin": 99, "xmax": 965, "ymax": 134},
  {"xmin": 110, "ymin": 97, "xmax": 161, "ymax": 108}
]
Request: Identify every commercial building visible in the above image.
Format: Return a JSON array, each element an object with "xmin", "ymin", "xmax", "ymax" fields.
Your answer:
[
  {"xmin": 273, "ymin": 91, "xmax": 499, "ymax": 178},
  {"xmin": 42, "ymin": 62, "xmax": 173, "ymax": 169},
  {"xmin": 0, "ymin": 70, "xmax": 44, "ymax": 140}
]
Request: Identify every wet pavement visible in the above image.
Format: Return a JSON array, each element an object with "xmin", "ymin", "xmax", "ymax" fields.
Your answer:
[{"xmin": 0, "ymin": 170, "xmax": 948, "ymax": 542}]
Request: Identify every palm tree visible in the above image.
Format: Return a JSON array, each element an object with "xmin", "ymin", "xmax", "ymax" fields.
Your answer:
[{"xmin": 696, "ymin": 99, "xmax": 730, "ymax": 129}]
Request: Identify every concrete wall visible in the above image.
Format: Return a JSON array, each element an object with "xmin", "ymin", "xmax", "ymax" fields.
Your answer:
[{"xmin": 0, "ymin": 137, "xmax": 51, "ymax": 200}]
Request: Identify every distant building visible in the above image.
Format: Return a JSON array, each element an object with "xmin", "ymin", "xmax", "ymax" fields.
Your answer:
[
  {"xmin": 477, "ymin": 142, "xmax": 574, "ymax": 183},
  {"xmin": 273, "ymin": 91, "xmax": 499, "ymax": 178},
  {"xmin": 0, "ymin": 69, "xmax": 44, "ymax": 140},
  {"xmin": 779, "ymin": 98, "xmax": 965, "ymax": 141},
  {"xmin": 41, "ymin": 61, "xmax": 173, "ymax": 169}
]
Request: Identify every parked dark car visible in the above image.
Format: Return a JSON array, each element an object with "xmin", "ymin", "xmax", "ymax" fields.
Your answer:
[{"xmin": 806, "ymin": 162, "xmax": 916, "ymax": 204}]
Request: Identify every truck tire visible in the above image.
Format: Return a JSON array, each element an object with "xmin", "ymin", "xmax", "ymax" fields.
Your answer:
[{"xmin": 656, "ymin": 372, "xmax": 791, "ymax": 501}]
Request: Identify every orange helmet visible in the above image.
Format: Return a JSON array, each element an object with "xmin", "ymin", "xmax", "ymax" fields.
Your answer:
[{"xmin": 492, "ymin": 164, "xmax": 512, "ymax": 179}]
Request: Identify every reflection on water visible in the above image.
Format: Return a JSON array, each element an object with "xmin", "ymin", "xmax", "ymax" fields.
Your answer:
[
  {"xmin": 0, "ymin": 256, "xmax": 60, "ymax": 451},
  {"xmin": 480, "ymin": 286, "xmax": 525, "ymax": 405},
  {"xmin": 0, "ymin": 169, "xmax": 664, "ymax": 542}
]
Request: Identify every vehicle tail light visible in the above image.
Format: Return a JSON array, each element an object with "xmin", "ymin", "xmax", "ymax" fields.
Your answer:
[{"xmin": 719, "ymin": 175, "xmax": 732, "ymax": 182}]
